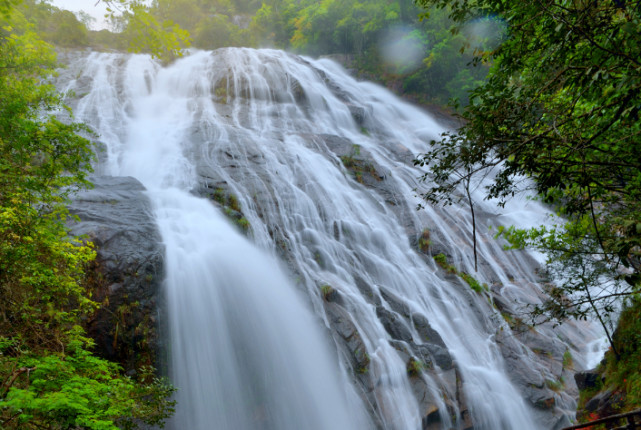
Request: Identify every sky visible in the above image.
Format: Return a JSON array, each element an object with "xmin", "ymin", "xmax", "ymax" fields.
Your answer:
[{"xmin": 49, "ymin": 0, "xmax": 114, "ymax": 30}]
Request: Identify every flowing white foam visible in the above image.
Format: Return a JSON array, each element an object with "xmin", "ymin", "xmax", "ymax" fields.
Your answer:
[{"xmin": 63, "ymin": 48, "xmax": 602, "ymax": 430}]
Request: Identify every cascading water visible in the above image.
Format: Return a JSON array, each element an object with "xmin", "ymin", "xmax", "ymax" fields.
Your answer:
[
  {"xmin": 66, "ymin": 52, "xmax": 370, "ymax": 430},
  {"xmin": 60, "ymin": 48, "xmax": 603, "ymax": 430}
]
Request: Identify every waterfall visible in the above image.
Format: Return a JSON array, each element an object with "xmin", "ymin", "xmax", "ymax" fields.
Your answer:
[{"xmin": 61, "ymin": 48, "xmax": 602, "ymax": 430}]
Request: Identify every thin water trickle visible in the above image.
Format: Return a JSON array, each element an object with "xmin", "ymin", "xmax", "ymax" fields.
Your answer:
[{"xmin": 62, "ymin": 48, "xmax": 602, "ymax": 430}]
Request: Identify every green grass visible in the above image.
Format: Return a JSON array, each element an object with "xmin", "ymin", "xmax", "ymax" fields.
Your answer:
[{"xmin": 563, "ymin": 349, "xmax": 574, "ymax": 370}]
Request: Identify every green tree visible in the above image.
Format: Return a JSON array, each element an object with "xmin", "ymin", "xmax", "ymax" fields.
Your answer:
[
  {"xmin": 109, "ymin": 1, "xmax": 191, "ymax": 61},
  {"xmin": 249, "ymin": 0, "xmax": 294, "ymax": 47},
  {"xmin": 0, "ymin": 2, "xmax": 175, "ymax": 428},
  {"xmin": 402, "ymin": 7, "xmax": 490, "ymax": 106},
  {"xmin": 414, "ymin": 0, "xmax": 641, "ymax": 350},
  {"xmin": 193, "ymin": 13, "xmax": 244, "ymax": 49},
  {"xmin": 48, "ymin": 9, "xmax": 89, "ymax": 46}
]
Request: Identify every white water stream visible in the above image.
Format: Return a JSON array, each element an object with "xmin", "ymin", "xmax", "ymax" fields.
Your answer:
[{"xmin": 62, "ymin": 48, "xmax": 602, "ymax": 429}]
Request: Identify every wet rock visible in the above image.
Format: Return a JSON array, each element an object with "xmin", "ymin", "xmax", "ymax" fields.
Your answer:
[
  {"xmin": 291, "ymin": 78, "xmax": 307, "ymax": 104},
  {"xmin": 308, "ymin": 65, "xmax": 352, "ymax": 104},
  {"xmin": 354, "ymin": 276, "xmax": 381, "ymax": 306},
  {"xmin": 376, "ymin": 306, "xmax": 413, "ymax": 342},
  {"xmin": 414, "ymin": 343, "xmax": 453, "ymax": 371},
  {"xmin": 575, "ymin": 369, "xmax": 601, "ymax": 391},
  {"xmin": 68, "ymin": 176, "xmax": 165, "ymax": 374},
  {"xmin": 532, "ymin": 390, "xmax": 557, "ymax": 410},
  {"xmin": 347, "ymin": 103, "xmax": 366, "ymax": 125},
  {"xmin": 322, "ymin": 300, "xmax": 388, "ymax": 428},
  {"xmin": 582, "ymin": 388, "xmax": 625, "ymax": 419},
  {"xmin": 380, "ymin": 287, "xmax": 411, "ymax": 317},
  {"xmin": 321, "ymin": 284, "xmax": 343, "ymax": 305},
  {"xmin": 324, "ymin": 302, "xmax": 371, "ymax": 377},
  {"xmin": 411, "ymin": 377, "xmax": 441, "ymax": 429},
  {"xmin": 319, "ymin": 133, "xmax": 354, "ymax": 156},
  {"xmin": 455, "ymin": 369, "xmax": 475, "ymax": 430},
  {"xmin": 413, "ymin": 365, "xmax": 471, "ymax": 430},
  {"xmin": 412, "ymin": 313, "xmax": 448, "ymax": 349}
]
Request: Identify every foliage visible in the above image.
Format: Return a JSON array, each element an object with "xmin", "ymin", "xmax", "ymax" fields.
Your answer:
[
  {"xmin": 38, "ymin": 0, "xmax": 487, "ymax": 107},
  {"xmin": 578, "ymin": 299, "xmax": 641, "ymax": 417},
  {"xmin": 415, "ymin": 0, "xmax": 641, "ymax": 348},
  {"xmin": 17, "ymin": 0, "xmax": 89, "ymax": 47},
  {"xmin": 406, "ymin": 357, "xmax": 428, "ymax": 376},
  {"xmin": 432, "ymin": 254, "xmax": 487, "ymax": 293},
  {"xmin": 0, "ymin": 3, "xmax": 94, "ymax": 348},
  {"xmin": 275, "ymin": 0, "xmax": 490, "ymax": 106},
  {"xmin": 102, "ymin": 0, "xmax": 191, "ymax": 61},
  {"xmin": 0, "ymin": 2, "xmax": 175, "ymax": 428},
  {"xmin": 15, "ymin": 0, "xmax": 191, "ymax": 61},
  {"xmin": 562, "ymin": 349, "xmax": 573, "ymax": 370},
  {"xmin": 146, "ymin": 0, "xmax": 255, "ymax": 49},
  {"xmin": 418, "ymin": 228, "xmax": 431, "ymax": 253},
  {"xmin": 603, "ymin": 299, "xmax": 641, "ymax": 410},
  {"xmin": 402, "ymin": 6, "xmax": 490, "ymax": 105},
  {"xmin": 13, "ymin": 0, "xmax": 492, "ymax": 107},
  {"xmin": 0, "ymin": 334, "xmax": 175, "ymax": 430},
  {"xmin": 320, "ymin": 284, "xmax": 335, "ymax": 300}
]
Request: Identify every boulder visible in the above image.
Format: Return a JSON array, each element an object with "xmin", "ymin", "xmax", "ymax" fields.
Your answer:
[
  {"xmin": 376, "ymin": 306, "xmax": 413, "ymax": 343},
  {"xmin": 575, "ymin": 369, "xmax": 601, "ymax": 391}
]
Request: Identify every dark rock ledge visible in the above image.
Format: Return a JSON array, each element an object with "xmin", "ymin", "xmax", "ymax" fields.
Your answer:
[{"xmin": 68, "ymin": 176, "xmax": 165, "ymax": 375}]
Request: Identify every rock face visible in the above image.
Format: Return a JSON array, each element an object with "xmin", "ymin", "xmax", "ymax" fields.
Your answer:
[{"xmin": 68, "ymin": 176, "xmax": 165, "ymax": 375}]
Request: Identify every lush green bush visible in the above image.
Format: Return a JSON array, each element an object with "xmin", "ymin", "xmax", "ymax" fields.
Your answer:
[{"xmin": 0, "ymin": 334, "xmax": 175, "ymax": 430}]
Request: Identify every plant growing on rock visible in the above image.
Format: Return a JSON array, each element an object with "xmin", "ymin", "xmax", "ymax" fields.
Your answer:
[
  {"xmin": 433, "ymin": 254, "xmax": 488, "ymax": 293},
  {"xmin": 407, "ymin": 357, "xmax": 425, "ymax": 377},
  {"xmin": 418, "ymin": 228, "xmax": 431, "ymax": 253},
  {"xmin": 320, "ymin": 284, "xmax": 335, "ymax": 301},
  {"xmin": 213, "ymin": 188, "xmax": 251, "ymax": 233},
  {"xmin": 459, "ymin": 272, "xmax": 487, "ymax": 294},
  {"xmin": 545, "ymin": 377, "xmax": 565, "ymax": 393},
  {"xmin": 340, "ymin": 145, "xmax": 381, "ymax": 184},
  {"xmin": 433, "ymin": 253, "xmax": 452, "ymax": 271},
  {"xmin": 578, "ymin": 299, "xmax": 641, "ymax": 414},
  {"xmin": 355, "ymin": 349, "xmax": 370, "ymax": 374},
  {"xmin": 562, "ymin": 349, "xmax": 574, "ymax": 370}
]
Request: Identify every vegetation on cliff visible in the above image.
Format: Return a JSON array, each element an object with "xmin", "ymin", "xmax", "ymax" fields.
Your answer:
[
  {"xmin": 413, "ymin": 0, "xmax": 641, "ymax": 417},
  {"xmin": 0, "ymin": 2, "xmax": 175, "ymax": 428},
  {"xmin": 577, "ymin": 299, "xmax": 641, "ymax": 421}
]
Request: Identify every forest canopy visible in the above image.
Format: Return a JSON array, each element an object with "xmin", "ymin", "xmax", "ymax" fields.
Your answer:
[{"xmin": 19, "ymin": 0, "xmax": 495, "ymax": 107}]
